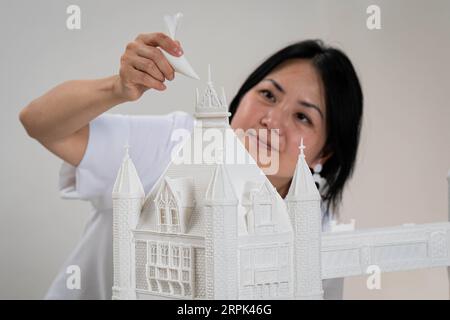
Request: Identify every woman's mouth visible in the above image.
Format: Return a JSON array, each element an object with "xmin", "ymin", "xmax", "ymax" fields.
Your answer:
[{"xmin": 247, "ymin": 130, "xmax": 279, "ymax": 152}]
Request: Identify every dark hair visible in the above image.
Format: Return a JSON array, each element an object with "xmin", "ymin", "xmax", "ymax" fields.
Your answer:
[{"xmin": 229, "ymin": 40, "xmax": 363, "ymax": 215}]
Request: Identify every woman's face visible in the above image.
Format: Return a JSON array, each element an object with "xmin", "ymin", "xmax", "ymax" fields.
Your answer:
[{"xmin": 231, "ymin": 59, "xmax": 329, "ymax": 185}]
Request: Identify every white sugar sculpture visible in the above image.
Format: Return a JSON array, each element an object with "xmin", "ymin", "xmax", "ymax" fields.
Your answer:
[{"xmin": 112, "ymin": 69, "xmax": 450, "ymax": 300}]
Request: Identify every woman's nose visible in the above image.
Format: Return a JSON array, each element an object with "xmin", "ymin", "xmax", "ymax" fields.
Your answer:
[{"xmin": 260, "ymin": 108, "xmax": 286, "ymax": 134}]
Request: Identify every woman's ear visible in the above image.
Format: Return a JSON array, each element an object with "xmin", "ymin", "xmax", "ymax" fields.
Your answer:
[{"xmin": 312, "ymin": 150, "xmax": 333, "ymax": 168}]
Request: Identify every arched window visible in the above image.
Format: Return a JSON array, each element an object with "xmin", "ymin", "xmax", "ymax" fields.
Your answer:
[
  {"xmin": 171, "ymin": 209, "xmax": 178, "ymax": 225},
  {"xmin": 171, "ymin": 246, "xmax": 180, "ymax": 267},
  {"xmin": 168, "ymin": 198, "xmax": 180, "ymax": 233},
  {"xmin": 156, "ymin": 183, "xmax": 181, "ymax": 233},
  {"xmin": 160, "ymin": 243, "xmax": 169, "ymax": 266},
  {"xmin": 160, "ymin": 208, "xmax": 167, "ymax": 225}
]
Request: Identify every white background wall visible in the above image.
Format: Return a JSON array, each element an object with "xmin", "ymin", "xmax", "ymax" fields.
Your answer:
[{"xmin": 1, "ymin": 0, "xmax": 449, "ymax": 299}]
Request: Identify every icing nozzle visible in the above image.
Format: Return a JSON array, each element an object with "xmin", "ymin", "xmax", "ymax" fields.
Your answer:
[{"xmin": 162, "ymin": 12, "xmax": 200, "ymax": 80}]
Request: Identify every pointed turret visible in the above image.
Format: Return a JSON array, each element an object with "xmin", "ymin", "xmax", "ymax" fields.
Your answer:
[
  {"xmin": 194, "ymin": 65, "xmax": 230, "ymax": 128},
  {"xmin": 286, "ymin": 138, "xmax": 324, "ymax": 300},
  {"xmin": 204, "ymin": 164, "xmax": 238, "ymax": 204},
  {"xmin": 112, "ymin": 144, "xmax": 144, "ymax": 300},
  {"xmin": 203, "ymin": 147, "xmax": 238, "ymax": 299},
  {"xmin": 286, "ymin": 138, "xmax": 321, "ymax": 201},
  {"xmin": 112, "ymin": 144, "xmax": 145, "ymax": 199}
]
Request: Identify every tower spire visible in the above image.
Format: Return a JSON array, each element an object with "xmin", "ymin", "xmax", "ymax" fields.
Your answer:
[
  {"xmin": 299, "ymin": 137, "xmax": 306, "ymax": 158},
  {"xmin": 205, "ymin": 150, "xmax": 237, "ymax": 204},
  {"xmin": 286, "ymin": 138, "xmax": 320, "ymax": 200},
  {"xmin": 194, "ymin": 64, "xmax": 231, "ymax": 127},
  {"xmin": 112, "ymin": 143, "xmax": 145, "ymax": 199}
]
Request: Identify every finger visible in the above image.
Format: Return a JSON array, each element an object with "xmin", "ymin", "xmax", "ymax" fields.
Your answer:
[
  {"xmin": 131, "ymin": 55, "xmax": 165, "ymax": 82},
  {"xmin": 136, "ymin": 32, "xmax": 183, "ymax": 56},
  {"xmin": 135, "ymin": 45, "xmax": 175, "ymax": 81},
  {"xmin": 128, "ymin": 66, "xmax": 166, "ymax": 91}
]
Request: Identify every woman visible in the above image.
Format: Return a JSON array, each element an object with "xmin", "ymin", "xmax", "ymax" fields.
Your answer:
[{"xmin": 19, "ymin": 32, "xmax": 363, "ymax": 299}]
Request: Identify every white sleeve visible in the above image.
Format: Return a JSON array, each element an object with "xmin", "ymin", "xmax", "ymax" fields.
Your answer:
[
  {"xmin": 58, "ymin": 111, "xmax": 194, "ymax": 204},
  {"xmin": 58, "ymin": 113, "xmax": 130, "ymax": 201}
]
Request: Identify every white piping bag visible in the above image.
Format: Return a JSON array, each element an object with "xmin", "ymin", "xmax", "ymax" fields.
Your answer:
[{"xmin": 161, "ymin": 13, "xmax": 200, "ymax": 80}]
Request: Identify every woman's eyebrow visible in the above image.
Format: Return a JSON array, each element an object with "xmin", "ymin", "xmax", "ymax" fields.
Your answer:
[
  {"xmin": 264, "ymin": 78, "xmax": 324, "ymax": 119},
  {"xmin": 263, "ymin": 78, "xmax": 285, "ymax": 94},
  {"xmin": 298, "ymin": 101, "xmax": 324, "ymax": 119}
]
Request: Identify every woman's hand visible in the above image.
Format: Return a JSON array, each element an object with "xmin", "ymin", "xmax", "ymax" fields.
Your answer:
[
  {"xmin": 19, "ymin": 32, "xmax": 183, "ymax": 166},
  {"xmin": 113, "ymin": 32, "xmax": 183, "ymax": 101}
]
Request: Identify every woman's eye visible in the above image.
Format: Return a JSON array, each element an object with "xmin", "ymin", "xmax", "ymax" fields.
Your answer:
[
  {"xmin": 296, "ymin": 113, "xmax": 311, "ymax": 124},
  {"xmin": 259, "ymin": 89, "xmax": 276, "ymax": 103}
]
